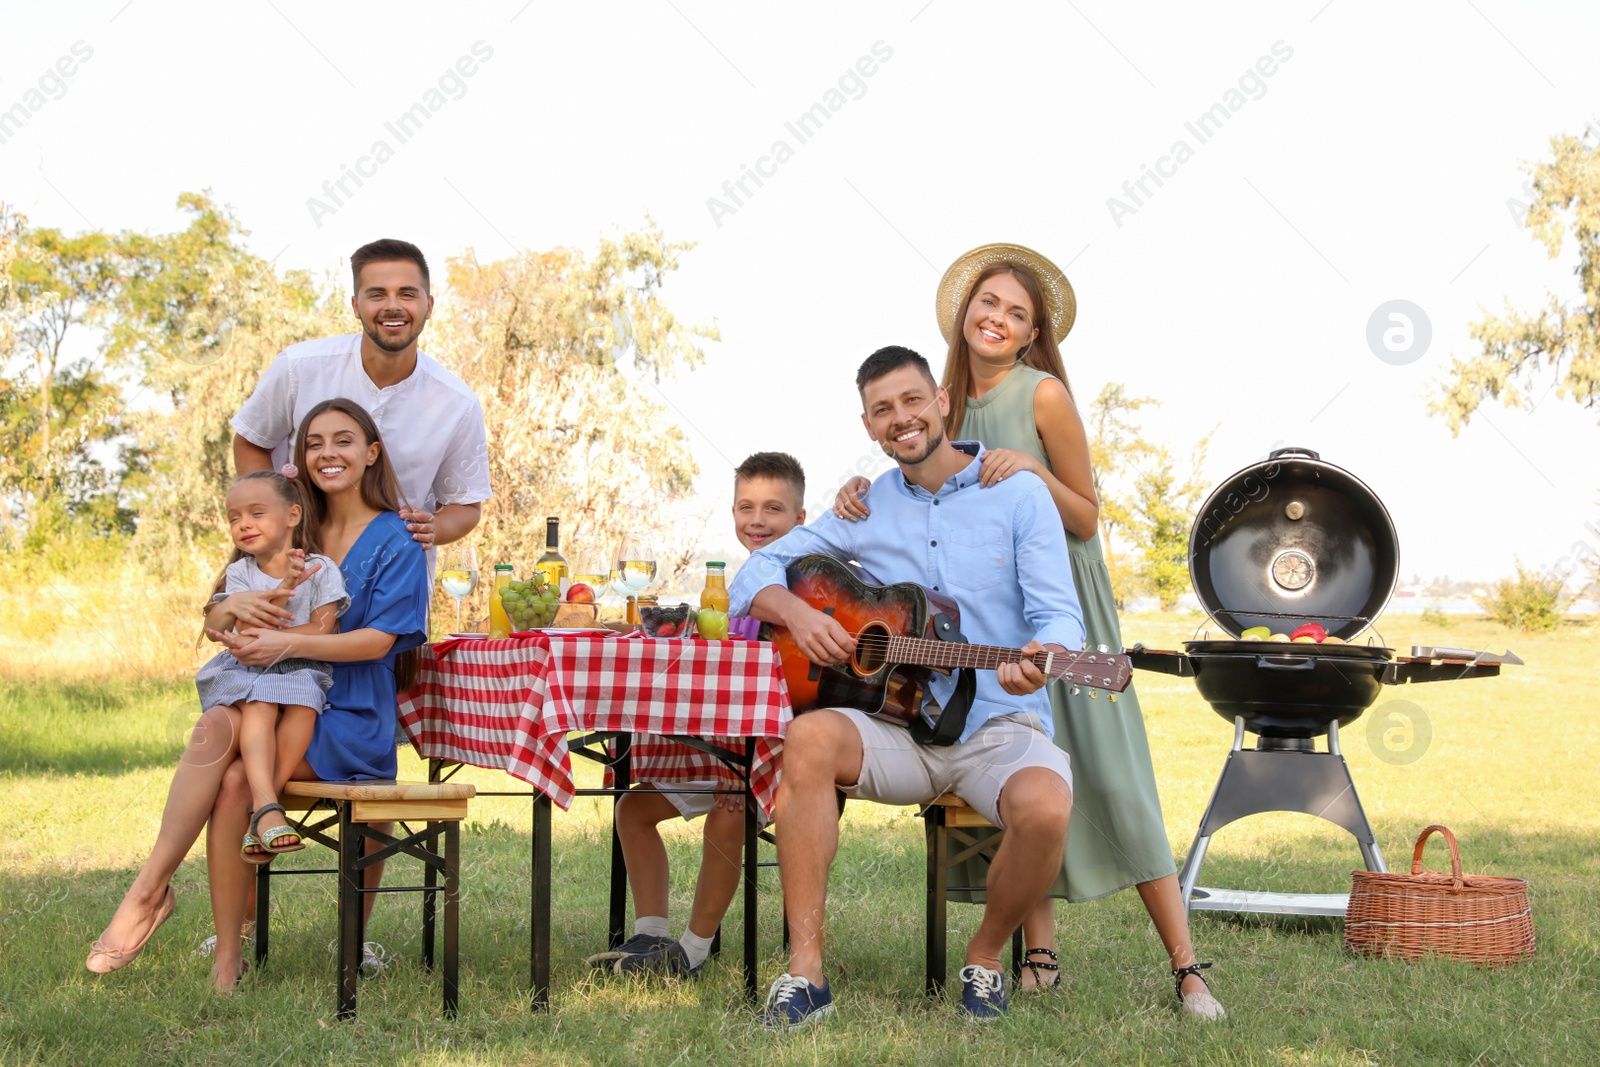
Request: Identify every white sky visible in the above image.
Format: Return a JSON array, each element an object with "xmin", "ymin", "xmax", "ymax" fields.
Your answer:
[{"xmin": 3, "ymin": 0, "xmax": 1598, "ymax": 583}]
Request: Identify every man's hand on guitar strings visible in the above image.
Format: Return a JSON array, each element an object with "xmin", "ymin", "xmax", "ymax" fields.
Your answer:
[
  {"xmin": 786, "ymin": 604, "xmax": 857, "ymax": 666},
  {"xmin": 997, "ymin": 640, "xmax": 1049, "ymax": 696}
]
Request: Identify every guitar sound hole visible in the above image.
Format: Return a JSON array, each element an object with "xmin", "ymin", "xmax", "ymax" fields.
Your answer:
[{"xmin": 853, "ymin": 622, "xmax": 891, "ymax": 675}]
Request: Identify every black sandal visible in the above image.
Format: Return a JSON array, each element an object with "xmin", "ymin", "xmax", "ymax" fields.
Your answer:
[
  {"xmin": 1021, "ymin": 947, "xmax": 1060, "ymax": 990},
  {"xmin": 1171, "ymin": 961, "xmax": 1226, "ymax": 1020}
]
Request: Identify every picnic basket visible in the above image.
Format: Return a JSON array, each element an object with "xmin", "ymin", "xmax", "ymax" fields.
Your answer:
[{"xmin": 1344, "ymin": 824, "xmax": 1534, "ymax": 966}]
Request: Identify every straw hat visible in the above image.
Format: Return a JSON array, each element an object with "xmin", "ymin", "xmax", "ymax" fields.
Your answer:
[{"xmin": 934, "ymin": 242, "xmax": 1077, "ymax": 345}]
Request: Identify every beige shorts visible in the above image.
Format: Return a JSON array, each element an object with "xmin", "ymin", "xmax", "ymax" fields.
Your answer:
[{"xmin": 834, "ymin": 708, "xmax": 1072, "ymax": 828}]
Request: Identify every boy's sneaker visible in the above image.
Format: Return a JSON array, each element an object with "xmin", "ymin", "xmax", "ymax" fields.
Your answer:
[
  {"xmin": 585, "ymin": 932, "xmax": 674, "ymax": 970},
  {"xmin": 614, "ymin": 938, "xmax": 701, "ymax": 978},
  {"xmin": 761, "ymin": 973, "xmax": 834, "ymax": 1030},
  {"xmin": 324, "ymin": 939, "xmax": 393, "ymax": 976},
  {"xmin": 959, "ymin": 964, "xmax": 1007, "ymax": 1020}
]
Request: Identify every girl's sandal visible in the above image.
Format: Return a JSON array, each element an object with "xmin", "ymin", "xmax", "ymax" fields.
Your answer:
[
  {"xmin": 1020, "ymin": 947, "xmax": 1060, "ymax": 992},
  {"xmin": 248, "ymin": 803, "xmax": 306, "ymax": 859},
  {"xmin": 1172, "ymin": 961, "xmax": 1227, "ymax": 1021}
]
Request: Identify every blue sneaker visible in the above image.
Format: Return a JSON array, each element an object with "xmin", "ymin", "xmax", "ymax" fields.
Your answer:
[
  {"xmin": 761, "ymin": 973, "xmax": 834, "ymax": 1030},
  {"xmin": 959, "ymin": 964, "xmax": 1007, "ymax": 1020}
]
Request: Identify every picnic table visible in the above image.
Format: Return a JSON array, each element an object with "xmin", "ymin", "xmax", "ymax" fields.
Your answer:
[{"xmin": 397, "ymin": 630, "xmax": 793, "ymax": 1007}]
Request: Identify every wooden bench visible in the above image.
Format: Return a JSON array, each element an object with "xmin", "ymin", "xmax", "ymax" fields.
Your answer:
[
  {"xmin": 254, "ymin": 779, "xmax": 476, "ymax": 1019},
  {"xmin": 920, "ymin": 793, "xmax": 1024, "ymax": 996}
]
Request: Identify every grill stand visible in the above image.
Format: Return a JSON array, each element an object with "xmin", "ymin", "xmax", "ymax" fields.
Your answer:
[{"xmin": 1178, "ymin": 717, "xmax": 1387, "ymax": 918}]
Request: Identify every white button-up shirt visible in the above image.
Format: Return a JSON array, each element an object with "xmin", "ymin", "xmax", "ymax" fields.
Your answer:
[{"xmin": 232, "ymin": 333, "xmax": 492, "ymax": 515}]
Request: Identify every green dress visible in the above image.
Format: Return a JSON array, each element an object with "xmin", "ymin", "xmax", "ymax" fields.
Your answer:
[{"xmin": 949, "ymin": 364, "xmax": 1176, "ymax": 903}]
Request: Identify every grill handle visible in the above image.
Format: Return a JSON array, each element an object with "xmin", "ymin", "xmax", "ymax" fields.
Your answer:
[
  {"xmin": 1268, "ymin": 447, "xmax": 1322, "ymax": 461},
  {"xmin": 1255, "ymin": 656, "xmax": 1316, "ymax": 671}
]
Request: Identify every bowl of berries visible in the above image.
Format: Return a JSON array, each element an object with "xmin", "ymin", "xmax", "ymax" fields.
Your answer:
[{"xmin": 640, "ymin": 602, "xmax": 695, "ymax": 639}]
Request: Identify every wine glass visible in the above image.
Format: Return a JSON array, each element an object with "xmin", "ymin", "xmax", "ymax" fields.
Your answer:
[
  {"xmin": 571, "ymin": 557, "xmax": 610, "ymax": 604},
  {"xmin": 617, "ymin": 536, "xmax": 657, "ymax": 597},
  {"xmin": 437, "ymin": 543, "xmax": 479, "ymax": 633}
]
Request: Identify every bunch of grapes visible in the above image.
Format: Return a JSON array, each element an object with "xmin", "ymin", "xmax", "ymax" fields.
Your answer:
[{"xmin": 499, "ymin": 578, "xmax": 560, "ymax": 631}]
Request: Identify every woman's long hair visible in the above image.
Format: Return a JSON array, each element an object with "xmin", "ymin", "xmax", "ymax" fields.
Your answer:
[
  {"xmin": 293, "ymin": 397, "xmax": 409, "ymax": 528},
  {"xmin": 206, "ymin": 472, "xmax": 317, "ymax": 601},
  {"xmin": 941, "ymin": 261, "xmax": 1073, "ymax": 438},
  {"xmin": 293, "ymin": 398, "xmax": 422, "ymax": 689}
]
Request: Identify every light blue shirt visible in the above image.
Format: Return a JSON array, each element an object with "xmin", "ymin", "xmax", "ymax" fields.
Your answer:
[{"xmin": 729, "ymin": 442, "xmax": 1085, "ymax": 743}]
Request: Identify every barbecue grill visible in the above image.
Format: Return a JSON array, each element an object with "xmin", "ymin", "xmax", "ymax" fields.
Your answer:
[{"xmin": 1125, "ymin": 448, "xmax": 1518, "ymax": 918}]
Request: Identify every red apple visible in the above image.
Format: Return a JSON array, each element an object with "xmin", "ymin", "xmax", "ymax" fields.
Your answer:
[{"xmin": 566, "ymin": 583, "xmax": 595, "ymax": 604}]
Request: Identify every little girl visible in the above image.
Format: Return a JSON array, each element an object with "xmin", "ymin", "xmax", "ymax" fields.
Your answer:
[{"xmin": 197, "ymin": 464, "xmax": 348, "ymax": 863}]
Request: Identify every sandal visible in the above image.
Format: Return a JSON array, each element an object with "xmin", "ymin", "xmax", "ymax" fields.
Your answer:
[
  {"xmin": 1020, "ymin": 947, "xmax": 1060, "ymax": 991},
  {"xmin": 1172, "ymin": 961, "xmax": 1226, "ymax": 1021},
  {"xmin": 243, "ymin": 803, "xmax": 304, "ymax": 863}
]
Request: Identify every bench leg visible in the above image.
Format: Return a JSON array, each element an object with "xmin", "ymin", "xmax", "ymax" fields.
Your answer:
[
  {"xmin": 926, "ymin": 805, "xmax": 948, "ymax": 997},
  {"xmin": 422, "ymin": 822, "xmax": 438, "ymax": 974},
  {"xmin": 254, "ymin": 859, "xmax": 271, "ymax": 967},
  {"xmin": 444, "ymin": 820, "xmax": 461, "ymax": 1017},
  {"xmin": 337, "ymin": 803, "xmax": 360, "ymax": 1020}
]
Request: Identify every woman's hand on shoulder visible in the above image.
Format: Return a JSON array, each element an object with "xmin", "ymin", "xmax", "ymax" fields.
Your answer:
[
  {"xmin": 227, "ymin": 588, "xmax": 295, "ymax": 629},
  {"xmin": 979, "ymin": 447, "xmax": 1042, "ymax": 487},
  {"xmin": 831, "ymin": 477, "xmax": 872, "ymax": 521}
]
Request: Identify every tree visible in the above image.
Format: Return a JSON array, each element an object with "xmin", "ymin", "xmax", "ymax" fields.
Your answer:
[
  {"xmin": 1127, "ymin": 432, "xmax": 1214, "ymax": 611},
  {"xmin": 107, "ymin": 192, "xmax": 348, "ymax": 575},
  {"xmin": 431, "ymin": 221, "xmax": 718, "ymax": 590},
  {"xmin": 0, "ymin": 215, "xmax": 139, "ymax": 545},
  {"xmin": 1433, "ymin": 131, "xmax": 1600, "ymax": 431},
  {"xmin": 1086, "ymin": 383, "xmax": 1158, "ymax": 607}
]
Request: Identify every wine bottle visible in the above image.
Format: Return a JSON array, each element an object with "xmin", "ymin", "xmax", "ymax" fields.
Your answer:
[{"xmin": 535, "ymin": 516, "xmax": 569, "ymax": 594}]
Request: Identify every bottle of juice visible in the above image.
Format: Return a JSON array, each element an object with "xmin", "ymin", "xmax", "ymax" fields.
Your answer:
[
  {"xmin": 700, "ymin": 562, "xmax": 730, "ymax": 614},
  {"xmin": 489, "ymin": 563, "xmax": 515, "ymax": 638}
]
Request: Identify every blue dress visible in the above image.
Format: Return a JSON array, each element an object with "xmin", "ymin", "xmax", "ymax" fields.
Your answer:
[{"xmin": 305, "ymin": 511, "xmax": 430, "ymax": 781}]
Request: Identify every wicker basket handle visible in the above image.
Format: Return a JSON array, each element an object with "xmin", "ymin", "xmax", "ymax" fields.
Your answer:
[{"xmin": 1410, "ymin": 824, "xmax": 1465, "ymax": 889}]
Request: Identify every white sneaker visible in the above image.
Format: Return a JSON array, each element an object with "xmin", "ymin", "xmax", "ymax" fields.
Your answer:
[
  {"xmin": 196, "ymin": 924, "xmax": 256, "ymax": 959},
  {"xmin": 325, "ymin": 938, "xmax": 394, "ymax": 974}
]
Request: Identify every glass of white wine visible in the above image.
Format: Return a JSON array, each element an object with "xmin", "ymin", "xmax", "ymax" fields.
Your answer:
[
  {"xmin": 618, "ymin": 536, "xmax": 657, "ymax": 597},
  {"xmin": 570, "ymin": 557, "xmax": 609, "ymax": 605},
  {"xmin": 438, "ymin": 543, "xmax": 479, "ymax": 633}
]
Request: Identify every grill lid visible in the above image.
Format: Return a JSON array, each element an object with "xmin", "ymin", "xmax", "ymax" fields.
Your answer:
[{"xmin": 1187, "ymin": 447, "xmax": 1399, "ymax": 642}]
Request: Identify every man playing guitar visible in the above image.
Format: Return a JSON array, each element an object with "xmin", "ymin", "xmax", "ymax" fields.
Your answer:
[{"xmin": 730, "ymin": 346, "xmax": 1085, "ymax": 1026}]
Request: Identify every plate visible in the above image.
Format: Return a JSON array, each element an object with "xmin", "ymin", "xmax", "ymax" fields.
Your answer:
[
  {"xmin": 447, "ymin": 632, "xmax": 489, "ymax": 640},
  {"xmin": 533, "ymin": 626, "xmax": 611, "ymax": 634}
]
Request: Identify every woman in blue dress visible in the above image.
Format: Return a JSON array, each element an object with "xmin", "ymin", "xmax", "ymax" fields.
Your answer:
[{"xmin": 87, "ymin": 398, "xmax": 430, "ymax": 992}]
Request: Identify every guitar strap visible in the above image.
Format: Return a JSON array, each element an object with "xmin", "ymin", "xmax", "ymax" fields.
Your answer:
[{"xmin": 910, "ymin": 612, "xmax": 975, "ymax": 747}]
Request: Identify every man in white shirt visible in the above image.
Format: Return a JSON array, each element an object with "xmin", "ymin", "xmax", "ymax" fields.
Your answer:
[{"xmin": 231, "ymin": 238, "xmax": 491, "ymax": 551}]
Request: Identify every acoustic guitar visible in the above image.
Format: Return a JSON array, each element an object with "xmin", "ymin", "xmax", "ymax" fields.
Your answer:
[{"xmin": 762, "ymin": 554, "xmax": 1132, "ymax": 725}]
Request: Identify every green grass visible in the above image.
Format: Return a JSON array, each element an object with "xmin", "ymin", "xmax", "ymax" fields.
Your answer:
[{"xmin": 2, "ymin": 614, "xmax": 1597, "ymax": 1065}]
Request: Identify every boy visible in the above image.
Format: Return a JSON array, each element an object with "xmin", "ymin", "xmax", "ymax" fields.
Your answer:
[{"xmin": 586, "ymin": 452, "xmax": 807, "ymax": 977}]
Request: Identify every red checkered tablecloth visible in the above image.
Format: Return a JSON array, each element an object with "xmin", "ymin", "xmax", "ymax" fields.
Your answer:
[{"xmin": 396, "ymin": 632, "xmax": 793, "ymax": 814}]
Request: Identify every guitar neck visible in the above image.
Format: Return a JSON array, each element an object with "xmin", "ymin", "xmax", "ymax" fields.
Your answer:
[{"xmin": 887, "ymin": 635, "xmax": 1110, "ymax": 683}]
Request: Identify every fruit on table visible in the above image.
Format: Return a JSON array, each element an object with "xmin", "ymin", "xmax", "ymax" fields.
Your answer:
[
  {"xmin": 697, "ymin": 608, "xmax": 730, "ymax": 640},
  {"xmin": 499, "ymin": 577, "xmax": 563, "ymax": 631},
  {"xmin": 1321, "ymin": 635, "xmax": 1346, "ymax": 644},
  {"xmin": 566, "ymin": 582, "xmax": 595, "ymax": 604},
  {"xmin": 1268, "ymin": 632, "xmax": 1291, "ymax": 642},
  {"xmin": 551, "ymin": 602, "xmax": 598, "ymax": 628},
  {"xmin": 1292, "ymin": 635, "xmax": 1318, "ymax": 642},
  {"xmin": 1289, "ymin": 622, "xmax": 1327, "ymax": 643},
  {"xmin": 1240, "ymin": 626, "xmax": 1273, "ymax": 641},
  {"xmin": 640, "ymin": 602, "xmax": 693, "ymax": 638}
]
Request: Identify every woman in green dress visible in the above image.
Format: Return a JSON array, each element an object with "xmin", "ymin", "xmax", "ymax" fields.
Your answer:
[{"xmin": 834, "ymin": 243, "xmax": 1223, "ymax": 1019}]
